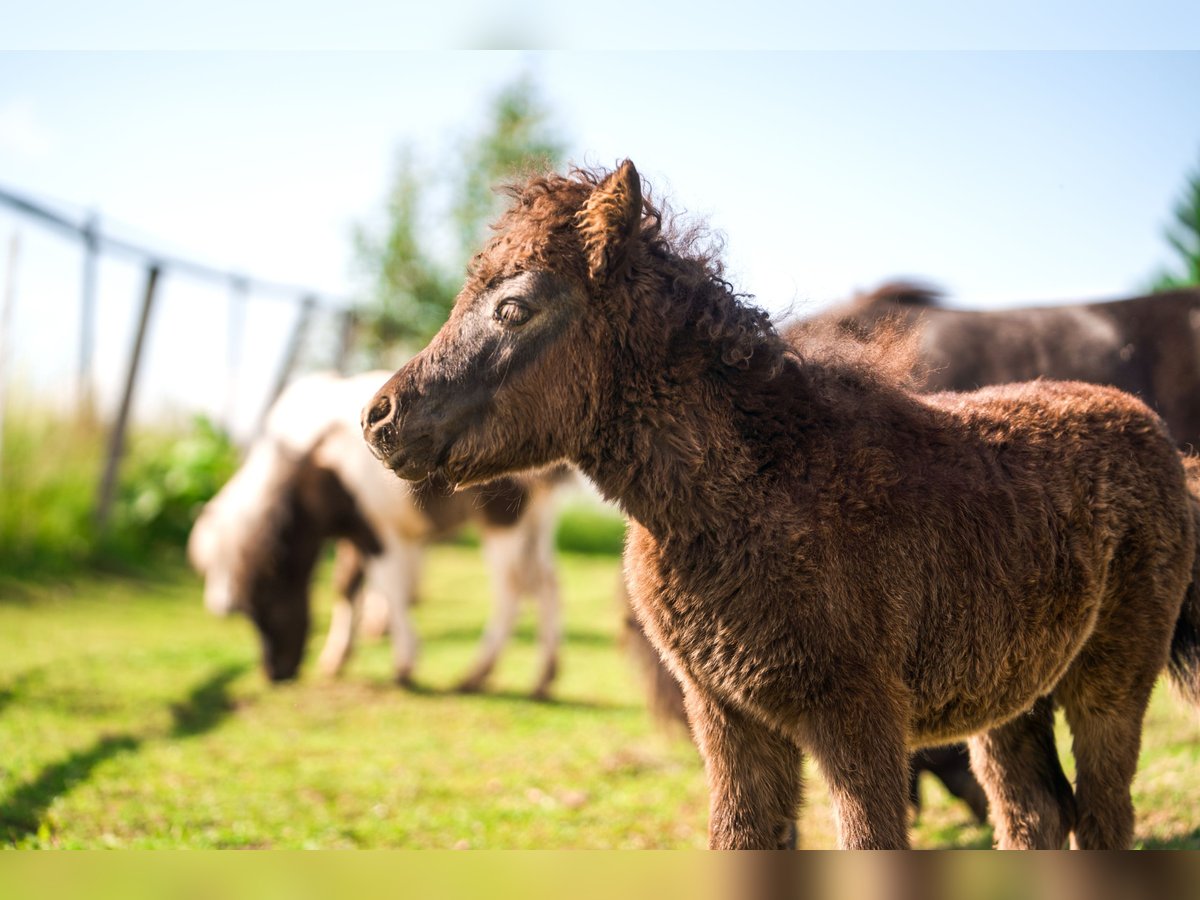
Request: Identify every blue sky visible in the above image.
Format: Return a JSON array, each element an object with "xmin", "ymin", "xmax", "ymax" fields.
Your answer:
[{"xmin": 1, "ymin": 49, "xmax": 1198, "ymax": 436}]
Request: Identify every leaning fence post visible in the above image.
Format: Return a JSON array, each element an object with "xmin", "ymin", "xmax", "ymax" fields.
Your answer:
[
  {"xmin": 257, "ymin": 295, "xmax": 315, "ymax": 434},
  {"xmin": 223, "ymin": 276, "xmax": 248, "ymax": 435},
  {"xmin": 334, "ymin": 307, "xmax": 357, "ymax": 374},
  {"xmin": 95, "ymin": 264, "xmax": 161, "ymax": 529},
  {"xmin": 78, "ymin": 213, "xmax": 99, "ymax": 420}
]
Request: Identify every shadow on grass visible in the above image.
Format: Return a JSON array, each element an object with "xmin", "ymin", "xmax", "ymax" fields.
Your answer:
[
  {"xmin": 0, "ymin": 733, "xmax": 142, "ymax": 843},
  {"xmin": 168, "ymin": 663, "xmax": 248, "ymax": 739},
  {"xmin": 0, "ymin": 556, "xmax": 197, "ymax": 606},
  {"xmin": 424, "ymin": 625, "xmax": 615, "ymax": 648},
  {"xmin": 0, "ymin": 663, "xmax": 247, "ymax": 844},
  {"xmin": 0, "ymin": 670, "xmax": 43, "ymax": 717},
  {"xmin": 431, "ymin": 684, "xmax": 636, "ymax": 713}
]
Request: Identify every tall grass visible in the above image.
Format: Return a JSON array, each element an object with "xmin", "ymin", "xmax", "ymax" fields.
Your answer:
[
  {"xmin": 0, "ymin": 407, "xmax": 238, "ymax": 579},
  {"xmin": 0, "ymin": 410, "xmax": 102, "ymax": 576}
]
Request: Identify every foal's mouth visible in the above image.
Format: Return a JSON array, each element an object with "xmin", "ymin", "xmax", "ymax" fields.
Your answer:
[
  {"xmin": 378, "ymin": 432, "xmax": 451, "ymax": 483},
  {"xmin": 384, "ymin": 449, "xmax": 440, "ymax": 482}
]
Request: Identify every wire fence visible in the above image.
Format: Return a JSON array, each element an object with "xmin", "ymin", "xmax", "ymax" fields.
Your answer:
[{"xmin": 0, "ymin": 182, "xmax": 360, "ymax": 526}]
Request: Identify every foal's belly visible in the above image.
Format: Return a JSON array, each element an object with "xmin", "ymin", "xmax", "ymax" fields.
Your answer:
[{"xmin": 904, "ymin": 587, "xmax": 1104, "ymax": 744}]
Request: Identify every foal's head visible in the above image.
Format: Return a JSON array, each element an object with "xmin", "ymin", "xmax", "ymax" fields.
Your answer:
[
  {"xmin": 363, "ymin": 160, "xmax": 781, "ymax": 485},
  {"xmin": 190, "ymin": 438, "xmax": 380, "ymax": 682}
]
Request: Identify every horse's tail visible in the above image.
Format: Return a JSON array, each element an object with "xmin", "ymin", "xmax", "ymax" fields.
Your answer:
[
  {"xmin": 618, "ymin": 577, "xmax": 690, "ymax": 731},
  {"xmin": 1169, "ymin": 456, "xmax": 1200, "ymax": 706}
]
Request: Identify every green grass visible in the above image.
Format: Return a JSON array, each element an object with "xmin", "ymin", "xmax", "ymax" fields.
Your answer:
[{"xmin": 1, "ymin": 547, "xmax": 1198, "ymax": 848}]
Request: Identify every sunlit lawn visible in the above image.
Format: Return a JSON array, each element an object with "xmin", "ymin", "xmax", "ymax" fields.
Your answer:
[{"xmin": 1, "ymin": 546, "xmax": 1197, "ymax": 848}]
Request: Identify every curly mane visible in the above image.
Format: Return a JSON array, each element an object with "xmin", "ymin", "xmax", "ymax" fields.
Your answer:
[{"xmin": 471, "ymin": 165, "xmax": 788, "ymax": 378}]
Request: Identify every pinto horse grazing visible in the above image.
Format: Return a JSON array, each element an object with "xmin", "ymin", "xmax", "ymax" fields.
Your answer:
[
  {"xmin": 791, "ymin": 281, "xmax": 1200, "ymax": 449},
  {"xmin": 363, "ymin": 161, "xmax": 1200, "ymax": 850},
  {"xmin": 189, "ymin": 372, "xmax": 564, "ymax": 697}
]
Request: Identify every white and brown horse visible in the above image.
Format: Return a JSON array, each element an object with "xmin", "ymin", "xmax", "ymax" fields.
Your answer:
[{"xmin": 188, "ymin": 372, "xmax": 566, "ymax": 697}]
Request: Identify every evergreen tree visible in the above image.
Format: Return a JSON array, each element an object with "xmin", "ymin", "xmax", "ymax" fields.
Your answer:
[{"xmin": 1153, "ymin": 155, "xmax": 1200, "ymax": 291}]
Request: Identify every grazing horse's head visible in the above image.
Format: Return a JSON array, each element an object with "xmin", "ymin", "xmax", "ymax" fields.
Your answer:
[
  {"xmin": 189, "ymin": 435, "xmax": 380, "ymax": 682},
  {"xmin": 364, "ymin": 160, "xmax": 687, "ymax": 485}
]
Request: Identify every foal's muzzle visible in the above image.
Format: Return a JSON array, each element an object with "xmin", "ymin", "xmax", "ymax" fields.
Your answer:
[
  {"xmin": 362, "ymin": 379, "xmax": 439, "ymax": 481},
  {"xmin": 362, "ymin": 392, "xmax": 397, "ymax": 459}
]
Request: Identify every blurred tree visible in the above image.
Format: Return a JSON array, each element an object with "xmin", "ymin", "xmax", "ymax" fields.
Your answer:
[
  {"xmin": 354, "ymin": 76, "xmax": 567, "ymax": 359},
  {"xmin": 1152, "ymin": 155, "xmax": 1200, "ymax": 291}
]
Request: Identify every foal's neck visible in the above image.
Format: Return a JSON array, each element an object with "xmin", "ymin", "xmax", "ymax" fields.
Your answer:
[{"xmin": 580, "ymin": 352, "xmax": 809, "ymax": 545}]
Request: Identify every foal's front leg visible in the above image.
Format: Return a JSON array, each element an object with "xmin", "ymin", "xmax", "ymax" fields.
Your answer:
[
  {"xmin": 683, "ymin": 686, "xmax": 804, "ymax": 849},
  {"xmin": 802, "ymin": 694, "xmax": 911, "ymax": 849}
]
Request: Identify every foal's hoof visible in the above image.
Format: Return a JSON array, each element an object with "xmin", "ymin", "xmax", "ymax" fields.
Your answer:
[
  {"xmin": 529, "ymin": 684, "xmax": 553, "ymax": 703},
  {"xmin": 394, "ymin": 671, "xmax": 417, "ymax": 690}
]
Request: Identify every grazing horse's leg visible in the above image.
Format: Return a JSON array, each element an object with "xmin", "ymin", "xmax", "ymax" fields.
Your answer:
[
  {"xmin": 967, "ymin": 696, "xmax": 1075, "ymax": 849},
  {"xmin": 530, "ymin": 550, "xmax": 562, "ymax": 701},
  {"xmin": 373, "ymin": 538, "xmax": 423, "ymax": 685},
  {"xmin": 527, "ymin": 493, "xmax": 562, "ymax": 700},
  {"xmin": 457, "ymin": 527, "xmax": 523, "ymax": 694},
  {"xmin": 358, "ymin": 588, "xmax": 391, "ymax": 638},
  {"xmin": 684, "ymin": 686, "xmax": 803, "ymax": 849},
  {"xmin": 317, "ymin": 541, "xmax": 366, "ymax": 677},
  {"xmin": 803, "ymin": 693, "xmax": 911, "ymax": 849}
]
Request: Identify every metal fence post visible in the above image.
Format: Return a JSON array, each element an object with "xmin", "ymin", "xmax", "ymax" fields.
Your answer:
[
  {"xmin": 79, "ymin": 213, "xmax": 99, "ymax": 419},
  {"xmin": 257, "ymin": 295, "xmax": 315, "ymax": 434},
  {"xmin": 223, "ymin": 277, "xmax": 248, "ymax": 434},
  {"xmin": 95, "ymin": 264, "xmax": 161, "ymax": 528},
  {"xmin": 334, "ymin": 307, "xmax": 357, "ymax": 374}
]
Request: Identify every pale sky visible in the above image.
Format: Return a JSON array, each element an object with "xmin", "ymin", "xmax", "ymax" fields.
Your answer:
[{"xmin": 1, "ymin": 45, "xmax": 1198, "ymax": 437}]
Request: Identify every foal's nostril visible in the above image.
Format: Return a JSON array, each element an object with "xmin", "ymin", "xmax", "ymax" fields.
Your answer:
[{"xmin": 365, "ymin": 395, "xmax": 393, "ymax": 431}]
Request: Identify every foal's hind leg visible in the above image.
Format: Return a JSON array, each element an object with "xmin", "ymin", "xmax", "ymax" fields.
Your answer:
[
  {"xmin": 967, "ymin": 696, "xmax": 1075, "ymax": 849},
  {"xmin": 684, "ymin": 687, "xmax": 804, "ymax": 849},
  {"xmin": 1056, "ymin": 637, "xmax": 1163, "ymax": 849}
]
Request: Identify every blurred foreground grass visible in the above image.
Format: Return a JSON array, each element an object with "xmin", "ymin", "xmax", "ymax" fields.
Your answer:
[{"xmin": 1, "ymin": 546, "xmax": 1198, "ymax": 848}]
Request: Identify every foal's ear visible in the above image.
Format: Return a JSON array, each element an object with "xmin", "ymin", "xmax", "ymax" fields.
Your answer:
[{"xmin": 577, "ymin": 160, "xmax": 642, "ymax": 285}]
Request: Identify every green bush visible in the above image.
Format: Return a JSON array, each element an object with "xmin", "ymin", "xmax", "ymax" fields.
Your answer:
[
  {"xmin": 555, "ymin": 502, "xmax": 626, "ymax": 556},
  {"xmin": 438, "ymin": 502, "xmax": 625, "ymax": 557},
  {"xmin": 112, "ymin": 416, "xmax": 239, "ymax": 551}
]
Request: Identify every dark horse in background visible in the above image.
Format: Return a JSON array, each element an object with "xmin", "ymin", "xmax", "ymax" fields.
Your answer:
[{"xmin": 791, "ymin": 281, "xmax": 1200, "ymax": 449}]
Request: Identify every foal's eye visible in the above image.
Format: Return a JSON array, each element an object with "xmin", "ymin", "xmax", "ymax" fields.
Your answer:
[{"xmin": 494, "ymin": 299, "xmax": 532, "ymax": 327}]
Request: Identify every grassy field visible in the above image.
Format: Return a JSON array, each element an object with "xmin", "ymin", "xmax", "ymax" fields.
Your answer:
[{"xmin": 1, "ymin": 546, "xmax": 1198, "ymax": 849}]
